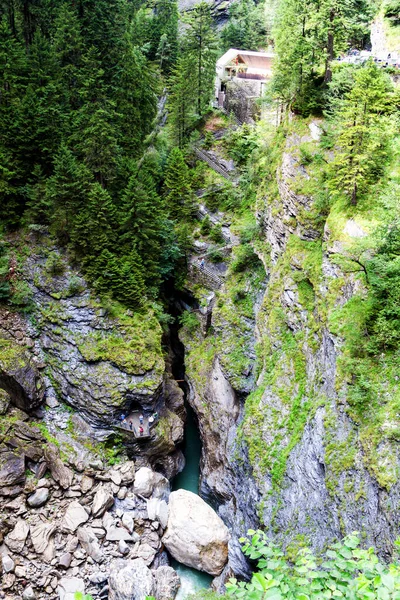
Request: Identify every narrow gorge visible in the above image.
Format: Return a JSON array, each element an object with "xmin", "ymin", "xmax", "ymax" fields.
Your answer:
[{"xmin": 2, "ymin": 0, "xmax": 400, "ymax": 598}]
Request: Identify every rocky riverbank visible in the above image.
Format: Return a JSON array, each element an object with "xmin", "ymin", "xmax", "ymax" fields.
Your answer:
[{"xmin": 0, "ymin": 401, "xmax": 229, "ymax": 599}]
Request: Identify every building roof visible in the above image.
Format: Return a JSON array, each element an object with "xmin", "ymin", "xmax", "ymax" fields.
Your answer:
[{"xmin": 217, "ymin": 49, "xmax": 274, "ymax": 70}]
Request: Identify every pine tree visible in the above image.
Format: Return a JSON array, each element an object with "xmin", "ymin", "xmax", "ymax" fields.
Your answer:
[
  {"xmin": 149, "ymin": 0, "xmax": 178, "ymax": 72},
  {"xmin": 46, "ymin": 145, "xmax": 92, "ymax": 243},
  {"xmin": 330, "ymin": 63, "xmax": 395, "ymax": 205},
  {"xmin": 164, "ymin": 147, "xmax": 196, "ymax": 220},
  {"xmin": 120, "ymin": 155, "xmax": 168, "ymax": 292},
  {"xmin": 53, "ymin": 4, "xmax": 83, "ymax": 109},
  {"xmin": 181, "ymin": 1, "xmax": 219, "ymax": 116},
  {"xmin": 167, "ymin": 55, "xmax": 196, "ymax": 148}
]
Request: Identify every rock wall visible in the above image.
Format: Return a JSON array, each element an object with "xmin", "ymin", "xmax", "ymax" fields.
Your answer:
[{"xmin": 182, "ymin": 119, "xmax": 400, "ymax": 580}]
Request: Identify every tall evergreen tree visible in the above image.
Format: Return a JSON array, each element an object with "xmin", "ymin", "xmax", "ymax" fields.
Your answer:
[
  {"xmin": 181, "ymin": 1, "xmax": 219, "ymax": 116},
  {"xmin": 164, "ymin": 147, "xmax": 196, "ymax": 220},
  {"xmin": 329, "ymin": 63, "xmax": 395, "ymax": 205}
]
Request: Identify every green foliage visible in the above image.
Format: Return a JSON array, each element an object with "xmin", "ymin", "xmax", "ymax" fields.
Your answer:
[
  {"xmin": 221, "ymin": 0, "xmax": 267, "ymax": 52},
  {"xmin": 226, "ymin": 124, "xmax": 259, "ymax": 165},
  {"xmin": 164, "ymin": 148, "xmax": 196, "ymax": 220},
  {"xmin": 0, "ymin": 0, "xmax": 183, "ymax": 309},
  {"xmin": 230, "ymin": 244, "xmax": 260, "ymax": 273},
  {"xmin": 179, "ymin": 310, "xmax": 200, "ymax": 333},
  {"xmin": 168, "ymin": 2, "xmax": 218, "ymax": 145},
  {"xmin": 271, "ymin": 0, "xmax": 375, "ymax": 113},
  {"xmin": 385, "ymin": 0, "xmax": 400, "ymax": 24},
  {"xmin": 227, "ymin": 530, "xmax": 400, "ymax": 600},
  {"xmin": 328, "ymin": 63, "xmax": 397, "ymax": 205}
]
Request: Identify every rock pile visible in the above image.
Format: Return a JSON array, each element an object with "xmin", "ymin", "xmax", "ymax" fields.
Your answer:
[{"xmin": 0, "ymin": 434, "xmax": 230, "ymax": 600}]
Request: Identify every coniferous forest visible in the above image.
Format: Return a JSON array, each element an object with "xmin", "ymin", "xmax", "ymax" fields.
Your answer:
[{"xmin": 4, "ymin": 0, "xmax": 400, "ymax": 599}]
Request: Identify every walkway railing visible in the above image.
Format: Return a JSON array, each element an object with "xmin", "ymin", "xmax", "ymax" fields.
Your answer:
[{"xmin": 194, "ymin": 147, "xmax": 233, "ymax": 181}]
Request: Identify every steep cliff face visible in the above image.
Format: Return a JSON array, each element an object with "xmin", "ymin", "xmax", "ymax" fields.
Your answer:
[
  {"xmin": 182, "ymin": 117, "xmax": 400, "ymax": 572},
  {"xmin": 1, "ymin": 232, "xmax": 185, "ymax": 476}
]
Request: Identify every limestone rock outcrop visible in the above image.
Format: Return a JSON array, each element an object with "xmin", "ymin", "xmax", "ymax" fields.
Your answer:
[{"xmin": 162, "ymin": 489, "xmax": 230, "ymax": 575}]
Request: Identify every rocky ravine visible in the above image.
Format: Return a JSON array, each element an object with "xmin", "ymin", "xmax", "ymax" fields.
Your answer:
[
  {"xmin": 181, "ymin": 119, "xmax": 400, "ymax": 576},
  {"xmin": 0, "ymin": 232, "xmax": 232, "ymax": 598},
  {"xmin": 1, "ymin": 234, "xmax": 186, "ymax": 477}
]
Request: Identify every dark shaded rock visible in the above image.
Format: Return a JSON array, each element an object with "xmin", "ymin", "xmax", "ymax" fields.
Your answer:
[
  {"xmin": 0, "ymin": 388, "xmax": 10, "ymax": 414},
  {"xmin": 0, "ymin": 336, "xmax": 44, "ymax": 413},
  {"xmin": 59, "ymin": 552, "xmax": 73, "ymax": 569},
  {"xmin": 0, "ymin": 451, "xmax": 25, "ymax": 487}
]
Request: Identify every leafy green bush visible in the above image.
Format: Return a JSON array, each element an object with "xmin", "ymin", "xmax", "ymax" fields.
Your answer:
[
  {"xmin": 0, "ymin": 238, "xmax": 11, "ymax": 302},
  {"xmin": 384, "ymin": 0, "xmax": 400, "ymax": 23},
  {"xmin": 200, "ymin": 215, "xmax": 212, "ymax": 236},
  {"xmin": 230, "ymin": 244, "xmax": 260, "ymax": 273},
  {"xmin": 67, "ymin": 276, "xmax": 85, "ymax": 297},
  {"xmin": 45, "ymin": 252, "xmax": 65, "ymax": 276},
  {"xmin": 179, "ymin": 310, "xmax": 200, "ymax": 333},
  {"xmin": 209, "ymin": 224, "xmax": 224, "ymax": 244},
  {"xmin": 365, "ymin": 223, "xmax": 400, "ymax": 352},
  {"xmin": 226, "ymin": 530, "xmax": 400, "ymax": 600},
  {"xmin": 207, "ymin": 247, "xmax": 225, "ymax": 263},
  {"xmin": 9, "ymin": 281, "xmax": 33, "ymax": 309}
]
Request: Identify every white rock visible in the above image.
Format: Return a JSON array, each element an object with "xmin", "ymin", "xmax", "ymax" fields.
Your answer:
[
  {"xmin": 89, "ymin": 571, "xmax": 108, "ymax": 584},
  {"xmin": 118, "ymin": 540, "xmax": 130, "ymax": 555},
  {"xmin": 147, "ymin": 498, "xmax": 168, "ymax": 529},
  {"xmin": 119, "ymin": 460, "xmax": 135, "ymax": 483},
  {"xmin": 121, "ymin": 513, "xmax": 134, "ymax": 533},
  {"xmin": 27, "ymin": 488, "xmax": 49, "ymax": 508},
  {"xmin": 5, "ymin": 519, "xmax": 30, "ymax": 553},
  {"xmin": 22, "ymin": 585, "xmax": 36, "ymax": 600},
  {"xmin": 2, "ymin": 554, "xmax": 15, "ymax": 573},
  {"xmin": 63, "ymin": 500, "xmax": 89, "ymax": 533},
  {"xmin": 30, "ymin": 522, "xmax": 57, "ymax": 562},
  {"xmin": 58, "ymin": 577, "xmax": 85, "ymax": 600},
  {"xmin": 106, "ymin": 526, "xmax": 134, "ymax": 542},
  {"xmin": 15, "ymin": 565, "xmax": 26, "ymax": 577},
  {"xmin": 110, "ymin": 470, "xmax": 122, "ymax": 486},
  {"xmin": 77, "ymin": 527, "xmax": 104, "ymax": 563},
  {"xmin": 108, "ymin": 558, "xmax": 154, "ymax": 600},
  {"xmin": 133, "ymin": 467, "xmax": 169, "ymax": 499},
  {"xmin": 162, "ymin": 490, "xmax": 230, "ymax": 576},
  {"xmin": 92, "ymin": 486, "xmax": 114, "ymax": 518}
]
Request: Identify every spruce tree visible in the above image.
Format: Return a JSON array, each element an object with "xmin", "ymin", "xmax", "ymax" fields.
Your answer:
[
  {"xmin": 168, "ymin": 55, "xmax": 196, "ymax": 148},
  {"xmin": 164, "ymin": 147, "xmax": 196, "ymax": 220},
  {"xmin": 330, "ymin": 63, "xmax": 395, "ymax": 205},
  {"xmin": 181, "ymin": 1, "xmax": 219, "ymax": 116}
]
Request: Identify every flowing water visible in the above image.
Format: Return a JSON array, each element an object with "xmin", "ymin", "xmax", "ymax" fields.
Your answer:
[{"xmin": 172, "ymin": 400, "xmax": 213, "ymax": 598}]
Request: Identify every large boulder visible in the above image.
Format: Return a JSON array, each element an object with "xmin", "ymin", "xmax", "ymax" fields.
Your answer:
[
  {"xmin": 162, "ymin": 490, "xmax": 230, "ymax": 576},
  {"xmin": 133, "ymin": 467, "xmax": 169, "ymax": 499},
  {"xmin": 108, "ymin": 558, "xmax": 155, "ymax": 600},
  {"xmin": 5, "ymin": 519, "xmax": 29, "ymax": 553},
  {"xmin": 92, "ymin": 485, "xmax": 114, "ymax": 517},
  {"xmin": 0, "ymin": 336, "xmax": 44, "ymax": 412}
]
